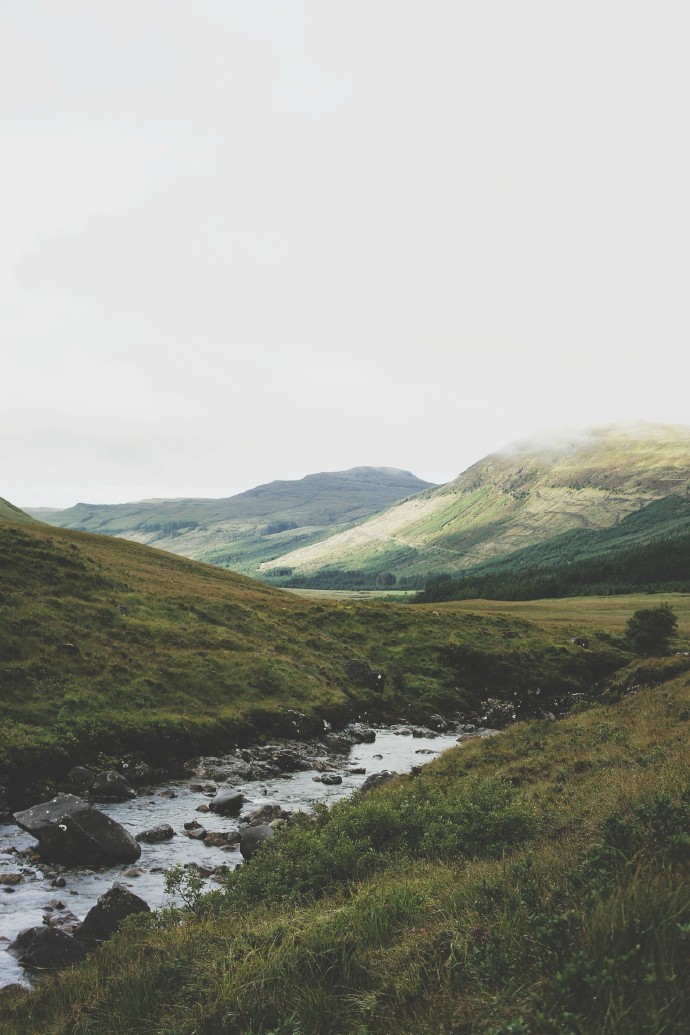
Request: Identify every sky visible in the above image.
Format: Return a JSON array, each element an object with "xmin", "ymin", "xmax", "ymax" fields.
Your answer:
[{"xmin": 2, "ymin": 1, "xmax": 689, "ymax": 508}]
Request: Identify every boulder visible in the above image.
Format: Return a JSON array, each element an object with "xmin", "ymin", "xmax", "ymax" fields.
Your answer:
[
  {"xmin": 319, "ymin": 773, "xmax": 343, "ymax": 785},
  {"xmin": 14, "ymin": 793, "xmax": 87, "ymax": 837},
  {"xmin": 8, "ymin": 926, "xmax": 88, "ymax": 969},
  {"xmin": 15, "ymin": 795, "xmax": 141, "ymax": 866},
  {"xmin": 240, "ymin": 824, "xmax": 274, "ymax": 861},
  {"xmin": 242, "ymin": 804, "xmax": 290, "ymax": 826},
  {"xmin": 78, "ymin": 884, "xmax": 150, "ymax": 943},
  {"xmin": 209, "ymin": 789, "xmax": 244, "ymax": 816},
  {"xmin": 343, "ymin": 723, "xmax": 377, "ymax": 743},
  {"xmin": 90, "ymin": 771, "xmax": 136, "ymax": 802},
  {"xmin": 360, "ymin": 770, "xmax": 397, "ymax": 793},
  {"xmin": 135, "ymin": 824, "xmax": 175, "ymax": 844}
]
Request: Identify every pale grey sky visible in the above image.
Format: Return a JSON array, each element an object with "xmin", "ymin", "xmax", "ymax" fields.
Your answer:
[{"xmin": 2, "ymin": 1, "xmax": 689, "ymax": 508}]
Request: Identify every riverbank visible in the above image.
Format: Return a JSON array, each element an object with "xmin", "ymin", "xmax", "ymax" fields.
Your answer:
[{"xmin": 1, "ymin": 670, "xmax": 688, "ymax": 1033}]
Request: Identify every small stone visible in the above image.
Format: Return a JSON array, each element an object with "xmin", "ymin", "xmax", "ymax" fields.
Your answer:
[
  {"xmin": 122, "ymin": 867, "xmax": 145, "ymax": 877},
  {"xmin": 158, "ymin": 788, "xmax": 177, "ymax": 799}
]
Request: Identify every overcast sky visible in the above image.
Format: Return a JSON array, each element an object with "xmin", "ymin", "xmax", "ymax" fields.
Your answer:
[{"xmin": 3, "ymin": 1, "xmax": 689, "ymax": 508}]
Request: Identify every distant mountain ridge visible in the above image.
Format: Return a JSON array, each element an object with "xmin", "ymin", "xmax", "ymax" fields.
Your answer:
[
  {"xmin": 259, "ymin": 423, "xmax": 690, "ymax": 588},
  {"xmin": 31, "ymin": 467, "xmax": 436, "ymax": 576}
]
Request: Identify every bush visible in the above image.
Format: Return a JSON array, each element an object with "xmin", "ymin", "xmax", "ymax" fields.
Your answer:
[{"xmin": 625, "ymin": 604, "xmax": 678, "ymax": 656}]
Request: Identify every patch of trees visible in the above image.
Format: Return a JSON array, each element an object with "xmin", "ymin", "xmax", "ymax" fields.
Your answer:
[{"xmin": 262, "ymin": 520, "xmax": 299, "ymax": 536}]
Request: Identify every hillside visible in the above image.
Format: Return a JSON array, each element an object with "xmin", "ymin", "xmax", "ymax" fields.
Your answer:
[
  {"xmin": 31, "ymin": 467, "xmax": 434, "ymax": 578},
  {"xmin": 0, "ymin": 509, "xmax": 633, "ymax": 792},
  {"xmin": 418, "ymin": 494, "xmax": 690, "ymax": 601},
  {"xmin": 0, "ymin": 498, "xmax": 36, "ymax": 524},
  {"xmin": 260, "ymin": 423, "xmax": 690, "ymax": 588}
]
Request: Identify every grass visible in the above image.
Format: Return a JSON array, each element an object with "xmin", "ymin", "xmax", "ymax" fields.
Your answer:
[
  {"xmin": 1, "ymin": 669, "xmax": 689, "ymax": 1033},
  {"xmin": 0, "ymin": 516, "xmax": 638, "ymax": 790}
]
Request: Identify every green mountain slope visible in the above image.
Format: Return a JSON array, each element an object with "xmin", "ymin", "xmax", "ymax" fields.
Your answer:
[
  {"xmin": 418, "ymin": 494, "xmax": 690, "ymax": 600},
  {"xmin": 0, "ymin": 507, "xmax": 629, "ymax": 789},
  {"xmin": 0, "ymin": 497, "xmax": 36, "ymax": 524},
  {"xmin": 31, "ymin": 467, "xmax": 434, "ymax": 577},
  {"xmin": 261, "ymin": 423, "xmax": 690, "ymax": 587}
]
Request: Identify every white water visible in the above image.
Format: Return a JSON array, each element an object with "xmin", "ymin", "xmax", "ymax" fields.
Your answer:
[{"xmin": 0, "ymin": 729, "xmax": 459, "ymax": 988}]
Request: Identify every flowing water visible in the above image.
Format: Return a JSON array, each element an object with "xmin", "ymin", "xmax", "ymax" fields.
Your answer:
[{"xmin": 0, "ymin": 728, "xmax": 460, "ymax": 988}]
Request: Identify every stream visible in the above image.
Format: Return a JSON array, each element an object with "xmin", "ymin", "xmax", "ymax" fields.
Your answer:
[{"xmin": 0, "ymin": 728, "xmax": 461, "ymax": 988}]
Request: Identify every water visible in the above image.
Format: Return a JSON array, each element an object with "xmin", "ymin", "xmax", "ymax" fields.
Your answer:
[{"xmin": 0, "ymin": 729, "xmax": 460, "ymax": 987}]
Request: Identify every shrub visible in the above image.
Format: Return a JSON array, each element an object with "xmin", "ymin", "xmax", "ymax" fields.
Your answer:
[{"xmin": 625, "ymin": 604, "xmax": 678, "ymax": 655}]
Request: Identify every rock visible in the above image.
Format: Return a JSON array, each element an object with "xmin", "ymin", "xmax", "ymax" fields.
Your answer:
[
  {"xmin": 360, "ymin": 771, "xmax": 397, "ymax": 793},
  {"xmin": 184, "ymin": 819, "xmax": 203, "ymax": 830},
  {"xmin": 0, "ymin": 873, "xmax": 22, "ymax": 885},
  {"xmin": 570, "ymin": 637, "xmax": 589, "ymax": 648},
  {"xmin": 15, "ymin": 795, "xmax": 141, "ymax": 867},
  {"xmin": 428, "ymin": 713, "xmax": 449, "ymax": 732},
  {"xmin": 342, "ymin": 723, "xmax": 377, "ymax": 743},
  {"xmin": 196, "ymin": 804, "xmax": 209, "ymax": 813},
  {"xmin": 204, "ymin": 831, "xmax": 241, "ymax": 848},
  {"xmin": 348, "ymin": 766, "xmax": 367, "ymax": 775},
  {"xmin": 126, "ymin": 762, "xmax": 154, "ymax": 786},
  {"xmin": 42, "ymin": 909, "xmax": 82, "ymax": 935},
  {"xmin": 319, "ymin": 773, "xmax": 343, "ymax": 785},
  {"xmin": 158, "ymin": 788, "xmax": 177, "ymax": 799},
  {"xmin": 135, "ymin": 824, "xmax": 175, "ymax": 844},
  {"xmin": 8, "ymin": 926, "xmax": 88, "ymax": 969},
  {"xmin": 121, "ymin": 866, "xmax": 145, "ymax": 877},
  {"xmin": 242, "ymin": 804, "xmax": 290, "ymax": 826},
  {"xmin": 91, "ymin": 771, "xmax": 136, "ymax": 802},
  {"xmin": 78, "ymin": 884, "xmax": 150, "ymax": 943},
  {"xmin": 51, "ymin": 876, "xmax": 67, "ymax": 888},
  {"xmin": 185, "ymin": 827, "xmax": 207, "ymax": 840},
  {"xmin": 209, "ymin": 789, "xmax": 244, "ymax": 816},
  {"xmin": 68, "ymin": 766, "xmax": 95, "ymax": 790},
  {"xmin": 415, "ymin": 748, "xmax": 437, "ymax": 755},
  {"xmin": 240, "ymin": 824, "xmax": 274, "ymax": 861},
  {"xmin": 14, "ymin": 794, "xmax": 87, "ymax": 837}
]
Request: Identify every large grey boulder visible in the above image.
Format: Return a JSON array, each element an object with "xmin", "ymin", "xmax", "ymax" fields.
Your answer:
[
  {"xmin": 8, "ymin": 926, "xmax": 88, "ymax": 969},
  {"xmin": 78, "ymin": 884, "xmax": 150, "ymax": 943},
  {"xmin": 240, "ymin": 824, "xmax": 274, "ymax": 860},
  {"xmin": 14, "ymin": 793, "xmax": 86, "ymax": 836},
  {"xmin": 14, "ymin": 794, "xmax": 141, "ymax": 866},
  {"xmin": 209, "ymin": 788, "xmax": 244, "ymax": 816}
]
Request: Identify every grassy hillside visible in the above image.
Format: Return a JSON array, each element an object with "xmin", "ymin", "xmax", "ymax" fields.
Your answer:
[
  {"xmin": 0, "ymin": 498, "xmax": 35, "ymax": 524},
  {"xmin": 31, "ymin": 468, "xmax": 435, "ymax": 578},
  {"xmin": 2, "ymin": 669, "xmax": 689, "ymax": 1033},
  {"xmin": 0, "ymin": 513, "xmax": 634, "ymax": 792},
  {"xmin": 417, "ymin": 495, "xmax": 690, "ymax": 601},
  {"xmin": 261, "ymin": 423, "xmax": 690, "ymax": 587}
]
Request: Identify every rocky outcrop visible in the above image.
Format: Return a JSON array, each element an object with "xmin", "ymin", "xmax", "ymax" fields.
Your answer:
[
  {"xmin": 14, "ymin": 794, "xmax": 141, "ymax": 866},
  {"xmin": 78, "ymin": 884, "xmax": 150, "ymax": 943}
]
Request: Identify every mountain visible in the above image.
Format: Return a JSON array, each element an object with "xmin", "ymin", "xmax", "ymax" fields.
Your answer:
[
  {"xmin": 31, "ymin": 467, "xmax": 435, "ymax": 577},
  {"xmin": 260, "ymin": 423, "xmax": 690, "ymax": 588}
]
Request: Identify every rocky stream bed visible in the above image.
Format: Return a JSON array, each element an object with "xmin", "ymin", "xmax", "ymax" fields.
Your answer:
[{"xmin": 0, "ymin": 719, "xmax": 498, "ymax": 988}]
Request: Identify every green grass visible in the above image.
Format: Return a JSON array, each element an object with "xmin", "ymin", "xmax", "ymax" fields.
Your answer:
[
  {"xmin": 2, "ymin": 670, "xmax": 689, "ymax": 1033},
  {"xmin": 0, "ymin": 516, "xmax": 639, "ymax": 790}
]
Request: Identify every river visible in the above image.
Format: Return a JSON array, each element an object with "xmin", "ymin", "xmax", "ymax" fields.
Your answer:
[{"xmin": 0, "ymin": 728, "xmax": 461, "ymax": 988}]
